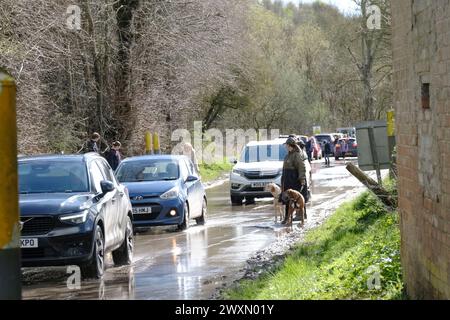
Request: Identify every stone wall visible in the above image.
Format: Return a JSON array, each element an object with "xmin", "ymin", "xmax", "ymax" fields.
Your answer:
[{"xmin": 392, "ymin": 0, "xmax": 450, "ymax": 299}]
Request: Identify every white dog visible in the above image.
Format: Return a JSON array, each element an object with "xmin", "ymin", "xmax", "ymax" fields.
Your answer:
[{"xmin": 264, "ymin": 183, "xmax": 284, "ymax": 223}]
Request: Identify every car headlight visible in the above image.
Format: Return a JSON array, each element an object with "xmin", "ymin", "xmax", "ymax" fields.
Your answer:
[
  {"xmin": 60, "ymin": 210, "xmax": 89, "ymax": 224},
  {"xmin": 232, "ymin": 169, "xmax": 245, "ymax": 176},
  {"xmin": 160, "ymin": 186, "xmax": 179, "ymax": 200}
]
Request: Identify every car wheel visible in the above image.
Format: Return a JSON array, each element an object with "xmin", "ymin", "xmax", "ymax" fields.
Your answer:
[
  {"xmin": 196, "ymin": 198, "xmax": 207, "ymax": 226},
  {"xmin": 178, "ymin": 202, "xmax": 190, "ymax": 231},
  {"xmin": 112, "ymin": 216, "xmax": 134, "ymax": 266},
  {"xmin": 81, "ymin": 225, "xmax": 105, "ymax": 279},
  {"xmin": 231, "ymin": 195, "xmax": 243, "ymax": 206}
]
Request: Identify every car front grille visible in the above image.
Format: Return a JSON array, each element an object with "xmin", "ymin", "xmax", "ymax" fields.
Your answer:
[
  {"xmin": 21, "ymin": 248, "xmax": 46, "ymax": 259},
  {"xmin": 21, "ymin": 216, "xmax": 55, "ymax": 236},
  {"xmin": 133, "ymin": 212, "xmax": 161, "ymax": 221},
  {"xmin": 242, "ymin": 186, "xmax": 266, "ymax": 192},
  {"xmin": 244, "ymin": 171, "xmax": 279, "ymax": 180}
]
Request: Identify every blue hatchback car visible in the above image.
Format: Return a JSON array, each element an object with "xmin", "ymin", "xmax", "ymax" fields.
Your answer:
[{"xmin": 115, "ymin": 155, "xmax": 207, "ymax": 231}]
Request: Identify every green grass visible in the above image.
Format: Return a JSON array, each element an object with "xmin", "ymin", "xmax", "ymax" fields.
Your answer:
[
  {"xmin": 199, "ymin": 162, "xmax": 233, "ymax": 183},
  {"xmin": 224, "ymin": 185, "xmax": 405, "ymax": 300}
]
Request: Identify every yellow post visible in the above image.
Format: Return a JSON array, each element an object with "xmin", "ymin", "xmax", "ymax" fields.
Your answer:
[
  {"xmin": 0, "ymin": 69, "xmax": 21, "ymax": 299},
  {"xmin": 145, "ymin": 131, "xmax": 152, "ymax": 154},
  {"xmin": 387, "ymin": 110, "xmax": 396, "ymax": 179},
  {"xmin": 153, "ymin": 133, "xmax": 161, "ymax": 154},
  {"xmin": 387, "ymin": 110, "xmax": 395, "ymax": 137}
]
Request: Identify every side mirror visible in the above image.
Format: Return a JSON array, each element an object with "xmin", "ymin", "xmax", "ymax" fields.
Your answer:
[
  {"xmin": 100, "ymin": 180, "xmax": 115, "ymax": 194},
  {"xmin": 185, "ymin": 175, "xmax": 199, "ymax": 183},
  {"xmin": 229, "ymin": 158, "xmax": 238, "ymax": 164}
]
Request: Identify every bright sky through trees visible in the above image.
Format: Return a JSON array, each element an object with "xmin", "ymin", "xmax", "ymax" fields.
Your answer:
[{"xmin": 281, "ymin": 0, "xmax": 360, "ymax": 15}]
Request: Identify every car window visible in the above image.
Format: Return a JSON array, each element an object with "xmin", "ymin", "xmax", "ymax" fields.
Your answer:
[
  {"xmin": 116, "ymin": 159, "xmax": 180, "ymax": 182},
  {"xmin": 90, "ymin": 161, "xmax": 104, "ymax": 193},
  {"xmin": 18, "ymin": 160, "xmax": 89, "ymax": 194},
  {"xmin": 240, "ymin": 144, "xmax": 287, "ymax": 163},
  {"xmin": 179, "ymin": 159, "xmax": 190, "ymax": 181},
  {"xmin": 96, "ymin": 159, "xmax": 114, "ymax": 182},
  {"xmin": 186, "ymin": 159, "xmax": 197, "ymax": 176}
]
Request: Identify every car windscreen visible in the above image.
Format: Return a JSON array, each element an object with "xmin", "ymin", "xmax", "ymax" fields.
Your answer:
[
  {"xmin": 116, "ymin": 160, "xmax": 180, "ymax": 182},
  {"xmin": 240, "ymin": 144, "xmax": 288, "ymax": 163},
  {"xmin": 19, "ymin": 160, "xmax": 89, "ymax": 194}
]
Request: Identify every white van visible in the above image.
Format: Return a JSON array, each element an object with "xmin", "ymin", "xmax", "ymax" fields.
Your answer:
[{"xmin": 230, "ymin": 138, "xmax": 311, "ymax": 205}]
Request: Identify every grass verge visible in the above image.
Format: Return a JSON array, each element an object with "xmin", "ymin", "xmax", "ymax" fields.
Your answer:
[
  {"xmin": 199, "ymin": 162, "xmax": 233, "ymax": 183},
  {"xmin": 224, "ymin": 184, "xmax": 405, "ymax": 300}
]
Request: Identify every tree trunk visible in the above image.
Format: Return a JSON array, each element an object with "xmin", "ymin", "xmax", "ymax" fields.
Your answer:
[{"xmin": 346, "ymin": 163, "xmax": 396, "ymax": 209}]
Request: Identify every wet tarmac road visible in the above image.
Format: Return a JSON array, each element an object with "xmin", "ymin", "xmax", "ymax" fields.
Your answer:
[{"xmin": 21, "ymin": 159, "xmax": 379, "ymax": 300}]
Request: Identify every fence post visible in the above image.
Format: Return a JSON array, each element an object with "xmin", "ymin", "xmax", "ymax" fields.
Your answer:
[
  {"xmin": 145, "ymin": 131, "xmax": 152, "ymax": 155},
  {"xmin": 153, "ymin": 133, "xmax": 161, "ymax": 154},
  {"xmin": 0, "ymin": 69, "xmax": 21, "ymax": 299}
]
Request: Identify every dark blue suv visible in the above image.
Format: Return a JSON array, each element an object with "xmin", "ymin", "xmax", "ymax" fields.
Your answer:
[{"xmin": 19, "ymin": 153, "xmax": 134, "ymax": 278}]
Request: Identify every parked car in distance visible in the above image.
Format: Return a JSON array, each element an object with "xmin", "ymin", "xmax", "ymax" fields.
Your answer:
[
  {"xmin": 335, "ymin": 138, "xmax": 358, "ymax": 159},
  {"xmin": 315, "ymin": 134, "xmax": 337, "ymax": 156},
  {"xmin": 230, "ymin": 138, "xmax": 312, "ymax": 205},
  {"xmin": 336, "ymin": 127, "xmax": 356, "ymax": 138},
  {"xmin": 331, "ymin": 133, "xmax": 344, "ymax": 140},
  {"xmin": 19, "ymin": 153, "xmax": 134, "ymax": 279},
  {"xmin": 115, "ymin": 155, "xmax": 207, "ymax": 231}
]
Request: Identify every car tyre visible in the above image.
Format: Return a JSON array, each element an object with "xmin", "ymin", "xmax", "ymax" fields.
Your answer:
[
  {"xmin": 112, "ymin": 216, "xmax": 134, "ymax": 266},
  {"xmin": 231, "ymin": 195, "xmax": 243, "ymax": 206},
  {"xmin": 196, "ymin": 198, "xmax": 207, "ymax": 225},
  {"xmin": 178, "ymin": 202, "xmax": 190, "ymax": 231},
  {"xmin": 81, "ymin": 225, "xmax": 105, "ymax": 279}
]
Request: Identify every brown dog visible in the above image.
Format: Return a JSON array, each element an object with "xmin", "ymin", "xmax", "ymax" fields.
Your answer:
[{"xmin": 283, "ymin": 189, "xmax": 307, "ymax": 226}]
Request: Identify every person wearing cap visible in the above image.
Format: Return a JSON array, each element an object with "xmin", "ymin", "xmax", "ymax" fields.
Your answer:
[{"xmin": 281, "ymin": 137, "xmax": 307, "ymax": 224}]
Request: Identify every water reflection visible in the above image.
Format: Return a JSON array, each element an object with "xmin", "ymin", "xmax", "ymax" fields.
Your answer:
[{"xmin": 173, "ymin": 228, "xmax": 209, "ymax": 299}]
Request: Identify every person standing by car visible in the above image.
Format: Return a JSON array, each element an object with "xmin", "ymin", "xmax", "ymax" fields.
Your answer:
[
  {"xmin": 341, "ymin": 138, "xmax": 349, "ymax": 160},
  {"xmin": 79, "ymin": 132, "xmax": 101, "ymax": 154},
  {"xmin": 105, "ymin": 141, "xmax": 122, "ymax": 171},
  {"xmin": 281, "ymin": 137, "xmax": 307, "ymax": 224},
  {"xmin": 324, "ymin": 140, "xmax": 332, "ymax": 167},
  {"xmin": 183, "ymin": 142, "xmax": 200, "ymax": 174},
  {"xmin": 305, "ymin": 137, "xmax": 313, "ymax": 163}
]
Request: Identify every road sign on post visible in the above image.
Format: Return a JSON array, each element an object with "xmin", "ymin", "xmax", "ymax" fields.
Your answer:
[
  {"xmin": 355, "ymin": 121, "xmax": 390, "ymax": 185},
  {"xmin": 313, "ymin": 126, "xmax": 321, "ymax": 135},
  {"xmin": 0, "ymin": 69, "xmax": 21, "ymax": 300}
]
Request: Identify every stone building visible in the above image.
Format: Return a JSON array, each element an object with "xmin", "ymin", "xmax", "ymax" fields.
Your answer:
[{"xmin": 392, "ymin": 0, "xmax": 450, "ymax": 299}]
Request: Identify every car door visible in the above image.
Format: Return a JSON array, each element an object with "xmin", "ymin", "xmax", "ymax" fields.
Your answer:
[
  {"xmin": 180, "ymin": 159, "xmax": 199, "ymax": 217},
  {"xmin": 186, "ymin": 159, "xmax": 204, "ymax": 217},
  {"xmin": 96, "ymin": 159, "xmax": 123, "ymax": 247},
  {"xmin": 89, "ymin": 160, "xmax": 116, "ymax": 250}
]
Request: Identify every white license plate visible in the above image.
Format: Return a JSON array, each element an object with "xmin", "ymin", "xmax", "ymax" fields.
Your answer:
[
  {"xmin": 252, "ymin": 182, "xmax": 269, "ymax": 188},
  {"xmin": 133, "ymin": 207, "xmax": 152, "ymax": 215},
  {"xmin": 21, "ymin": 238, "xmax": 38, "ymax": 248}
]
